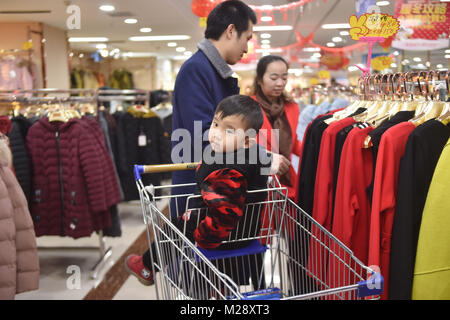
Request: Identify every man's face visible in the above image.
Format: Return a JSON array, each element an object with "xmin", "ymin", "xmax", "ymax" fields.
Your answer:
[{"xmin": 226, "ymin": 21, "xmax": 253, "ymax": 65}]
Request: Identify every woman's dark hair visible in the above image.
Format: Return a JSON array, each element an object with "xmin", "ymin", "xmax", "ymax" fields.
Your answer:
[
  {"xmin": 205, "ymin": 0, "xmax": 257, "ymax": 40},
  {"xmin": 215, "ymin": 95, "xmax": 263, "ymax": 134},
  {"xmin": 253, "ymin": 55, "xmax": 291, "ymax": 103}
]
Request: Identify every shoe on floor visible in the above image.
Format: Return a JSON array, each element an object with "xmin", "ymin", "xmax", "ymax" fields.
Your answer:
[{"xmin": 125, "ymin": 254, "xmax": 154, "ymax": 286}]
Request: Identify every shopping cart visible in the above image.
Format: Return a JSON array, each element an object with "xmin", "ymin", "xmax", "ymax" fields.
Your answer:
[{"xmin": 134, "ymin": 163, "xmax": 383, "ymax": 300}]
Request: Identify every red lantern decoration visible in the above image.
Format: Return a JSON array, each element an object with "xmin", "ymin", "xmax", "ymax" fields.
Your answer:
[{"xmin": 191, "ymin": 0, "xmax": 223, "ymax": 18}]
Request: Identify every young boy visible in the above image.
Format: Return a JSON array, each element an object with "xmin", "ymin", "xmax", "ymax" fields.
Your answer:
[{"xmin": 125, "ymin": 95, "xmax": 271, "ymax": 285}]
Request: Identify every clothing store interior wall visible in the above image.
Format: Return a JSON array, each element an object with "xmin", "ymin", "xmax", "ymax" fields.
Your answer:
[{"xmin": 0, "ymin": 0, "xmax": 449, "ymax": 302}]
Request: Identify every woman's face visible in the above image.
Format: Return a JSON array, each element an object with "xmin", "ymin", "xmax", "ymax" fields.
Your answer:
[{"xmin": 258, "ymin": 60, "xmax": 288, "ymax": 101}]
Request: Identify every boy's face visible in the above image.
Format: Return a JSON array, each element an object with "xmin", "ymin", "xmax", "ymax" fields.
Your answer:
[{"xmin": 208, "ymin": 113, "xmax": 249, "ymax": 153}]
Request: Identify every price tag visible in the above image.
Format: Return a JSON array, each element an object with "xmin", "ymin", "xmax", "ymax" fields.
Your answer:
[{"xmin": 138, "ymin": 134, "xmax": 147, "ymax": 147}]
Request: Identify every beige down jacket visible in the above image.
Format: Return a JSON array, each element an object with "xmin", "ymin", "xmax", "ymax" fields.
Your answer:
[{"xmin": 0, "ymin": 135, "xmax": 39, "ymax": 299}]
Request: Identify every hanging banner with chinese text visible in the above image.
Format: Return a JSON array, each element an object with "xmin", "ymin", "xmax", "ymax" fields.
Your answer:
[{"xmin": 392, "ymin": 0, "xmax": 449, "ymax": 51}]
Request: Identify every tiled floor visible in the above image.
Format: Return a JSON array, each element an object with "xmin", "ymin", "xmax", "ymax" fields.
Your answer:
[{"xmin": 15, "ymin": 200, "xmax": 163, "ymax": 300}]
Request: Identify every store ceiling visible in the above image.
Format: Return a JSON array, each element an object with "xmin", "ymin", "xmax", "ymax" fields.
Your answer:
[{"xmin": 0, "ymin": 0, "xmax": 447, "ymax": 71}]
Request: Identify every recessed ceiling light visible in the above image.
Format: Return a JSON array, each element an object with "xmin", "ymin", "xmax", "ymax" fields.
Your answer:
[
  {"xmin": 99, "ymin": 5, "xmax": 115, "ymax": 12},
  {"xmin": 327, "ymin": 42, "xmax": 336, "ymax": 47},
  {"xmin": 376, "ymin": 1, "xmax": 390, "ymax": 6},
  {"xmin": 261, "ymin": 16, "xmax": 272, "ymax": 22},
  {"xmin": 129, "ymin": 35, "xmax": 191, "ymax": 41},
  {"xmin": 260, "ymin": 33, "xmax": 272, "ymax": 39},
  {"xmin": 261, "ymin": 39, "xmax": 270, "ymax": 44},
  {"xmin": 140, "ymin": 27, "xmax": 152, "ymax": 33},
  {"xmin": 332, "ymin": 36, "xmax": 343, "ymax": 42},
  {"xmin": 303, "ymin": 47, "xmax": 320, "ymax": 52},
  {"xmin": 68, "ymin": 37, "xmax": 109, "ymax": 42},
  {"xmin": 253, "ymin": 25, "xmax": 293, "ymax": 31},
  {"xmin": 340, "ymin": 31, "xmax": 350, "ymax": 36},
  {"xmin": 322, "ymin": 23, "xmax": 351, "ymax": 29},
  {"xmin": 255, "ymin": 48, "xmax": 283, "ymax": 53},
  {"xmin": 413, "ymin": 57, "xmax": 421, "ymax": 62},
  {"xmin": 124, "ymin": 18, "xmax": 138, "ymax": 24},
  {"xmin": 124, "ymin": 52, "xmax": 155, "ymax": 58},
  {"xmin": 445, "ymin": 49, "xmax": 450, "ymax": 53},
  {"xmin": 437, "ymin": 64, "xmax": 444, "ymax": 68},
  {"xmin": 167, "ymin": 42, "xmax": 177, "ymax": 47},
  {"xmin": 176, "ymin": 47, "xmax": 186, "ymax": 52},
  {"xmin": 184, "ymin": 51, "xmax": 192, "ymax": 56},
  {"xmin": 96, "ymin": 44, "xmax": 107, "ymax": 49},
  {"xmin": 445, "ymin": 54, "xmax": 450, "ymax": 59},
  {"xmin": 393, "ymin": 51, "xmax": 400, "ymax": 56},
  {"xmin": 261, "ymin": 44, "xmax": 271, "ymax": 49},
  {"xmin": 312, "ymin": 53, "xmax": 321, "ymax": 58}
]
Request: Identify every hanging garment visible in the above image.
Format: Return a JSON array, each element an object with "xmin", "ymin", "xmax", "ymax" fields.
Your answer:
[
  {"xmin": 326, "ymin": 125, "xmax": 374, "ymax": 296},
  {"xmin": 0, "ymin": 136, "xmax": 39, "ymax": 299},
  {"xmin": 297, "ymin": 104, "xmax": 315, "ymax": 142},
  {"xmin": 366, "ymin": 111, "xmax": 416, "ymax": 201},
  {"xmin": 411, "ymin": 138, "xmax": 450, "ymax": 300},
  {"xmin": 389, "ymin": 120, "xmax": 450, "ymax": 300},
  {"xmin": 0, "ymin": 59, "xmax": 33, "ymax": 90},
  {"xmin": 116, "ymin": 108, "xmax": 167, "ymax": 201},
  {"xmin": 26, "ymin": 117, "xmax": 120, "ymax": 238},
  {"xmin": 7, "ymin": 116, "xmax": 33, "ymax": 203},
  {"xmin": 368, "ymin": 121, "xmax": 416, "ymax": 300}
]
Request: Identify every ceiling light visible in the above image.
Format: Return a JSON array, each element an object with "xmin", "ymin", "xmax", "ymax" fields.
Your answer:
[
  {"xmin": 303, "ymin": 47, "xmax": 320, "ymax": 52},
  {"xmin": 99, "ymin": 5, "xmax": 115, "ymax": 12},
  {"xmin": 322, "ymin": 23, "xmax": 351, "ymax": 29},
  {"xmin": 348, "ymin": 66, "xmax": 359, "ymax": 72},
  {"xmin": 176, "ymin": 47, "xmax": 186, "ymax": 52},
  {"xmin": 261, "ymin": 16, "xmax": 272, "ymax": 22},
  {"xmin": 129, "ymin": 35, "xmax": 191, "ymax": 41},
  {"xmin": 261, "ymin": 39, "xmax": 270, "ymax": 44},
  {"xmin": 260, "ymin": 33, "xmax": 272, "ymax": 39},
  {"xmin": 96, "ymin": 44, "xmax": 107, "ymax": 49},
  {"xmin": 140, "ymin": 27, "xmax": 152, "ymax": 33},
  {"xmin": 437, "ymin": 64, "xmax": 444, "ymax": 68},
  {"xmin": 445, "ymin": 54, "xmax": 450, "ymax": 59},
  {"xmin": 445, "ymin": 49, "xmax": 450, "ymax": 53},
  {"xmin": 312, "ymin": 53, "xmax": 321, "ymax": 58},
  {"xmin": 391, "ymin": 63, "xmax": 397, "ymax": 68},
  {"xmin": 340, "ymin": 31, "xmax": 349, "ymax": 36},
  {"xmin": 332, "ymin": 37, "xmax": 343, "ymax": 42},
  {"xmin": 253, "ymin": 25, "xmax": 293, "ymax": 31},
  {"xmin": 99, "ymin": 49, "xmax": 109, "ymax": 58},
  {"xmin": 124, "ymin": 18, "xmax": 137, "ymax": 24},
  {"xmin": 167, "ymin": 42, "xmax": 177, "ymax": 47},
  {"xmin": 184, "ymin": 51, "xmax": 192, "ymax": 56},
  {"xmin": 124, "ymin": 52, "xmax": 156, "ymax": 58},
  {"xmin": 261, "ymin": 44, "xmax": 271, "ymax": 49},
  {"xmin": 393, "ymin": 51, "xmax": 400, "ymax": 56},
  {"xmin": 327, "ymin": 42, "xmax": 336, "ymax": 47},
  {"xmin": 255, "ymin": 48, "xmax": 283, "ymax": 53},
  {"xmin": 376, "ymin": 1, "xmax": 390, "ymax": 6},
  {"xmin": 78, "ymin": 53, "xmax": 84, "ymax": 58},
  {"xmin": 68, "ymin": 37, "xmax": 109, "ymax": 42},
  {"xmin": 413, "ymin": 57, "xmax": 421, "ymax": 62}
]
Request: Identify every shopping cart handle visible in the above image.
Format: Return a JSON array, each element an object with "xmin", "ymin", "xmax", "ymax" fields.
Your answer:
[
  {"xmin": 357, "ymin": 272, "xmax": 384, "ymax": 298},
  {"xmin": 134, "ymin": 163, "xmax": 199, "ymax": 180}
]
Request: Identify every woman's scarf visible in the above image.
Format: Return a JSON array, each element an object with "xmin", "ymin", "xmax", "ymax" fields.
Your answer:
[{"xmin": 256, "ymin": 93, "xmax": 292, "ymax": 186}]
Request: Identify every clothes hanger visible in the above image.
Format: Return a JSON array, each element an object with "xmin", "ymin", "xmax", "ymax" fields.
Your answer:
[
  {"xmin": 365, "ymin": 74, "xmax": 393, "ymax": 125},
  {"xmin": 436, "ymin": 71, "xmax": 450, "ymax": 125},
  {"xmin": 410, "ymin": 71, "xmax": 445, "ymax": 126},
  {"xmin": 48, "ymin": 101, "xmax": 69, "ymax": 123},
  {"xmin": 353, "ymin": 74, "xmax": 383, "ymax": 122}
]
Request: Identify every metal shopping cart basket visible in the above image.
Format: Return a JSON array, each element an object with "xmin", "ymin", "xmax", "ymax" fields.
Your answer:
[{"xmin": 134, "ymin": 163, "xmax": 383, "ymax": 300}]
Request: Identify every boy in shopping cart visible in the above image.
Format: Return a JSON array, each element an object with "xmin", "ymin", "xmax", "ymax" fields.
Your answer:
[{"xmin": 125, "ymin": 94, "xmax": 274, "ymax": 286}]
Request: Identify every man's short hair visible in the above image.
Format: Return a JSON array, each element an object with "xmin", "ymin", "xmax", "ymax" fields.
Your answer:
[
  {"xmin": 205, "ymin": 0, "xmax": 257, "ymax": 40},
  {"xmin": 215, "ymin": 95, "xmax": 263, "ymax": 135}
]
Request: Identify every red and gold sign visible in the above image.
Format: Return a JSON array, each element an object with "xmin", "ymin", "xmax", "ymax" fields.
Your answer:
[
  {"xmin": 191, "ymin": 0, "xmax": 223, "ymax": 18},
  {"xmin": 349, "ymin": 13, "xmax": 400, "ymax": 40},
  {"xmin": 320, "ymin": 53, "xmax": 350, "ymax": 71},
  {"xmin": 371, "ymin": 55, "xmax": 393, "ymax": 71},
  {"xmin": 393, "ymin": 0, "xmax": 449, "ymax": 51}
]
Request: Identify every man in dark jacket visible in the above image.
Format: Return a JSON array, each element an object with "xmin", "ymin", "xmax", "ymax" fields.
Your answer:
[{"xmin": 170, "ymin": 0, "xmax": 257, "ymax": 218}]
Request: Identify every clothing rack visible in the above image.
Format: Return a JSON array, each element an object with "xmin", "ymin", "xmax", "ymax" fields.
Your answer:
[{"xmin": 0, "ymin": 88, "xmax": 112, "ymax": 280}]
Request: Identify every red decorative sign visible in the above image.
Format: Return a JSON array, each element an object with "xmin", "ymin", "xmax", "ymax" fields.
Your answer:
[
  {"xmin": 320, "ymin": 52, "xmax": 350, "ymax": 70},
  {"xmin": 191, "ymin": 0, "xmax": 223, "ymax": 18},
  {"xmin": 393, "ymin": 0, "xmax": 450, "ymax": 51}
]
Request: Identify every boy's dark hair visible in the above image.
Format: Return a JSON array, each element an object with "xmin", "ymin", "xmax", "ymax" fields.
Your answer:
[
  {"xmin": 215, "ymin": 95, "xmax": 263, "ymax": 135},
  {"xmin": 205, "ymin": 0, "xmax": 257, "ymax": 40}
]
